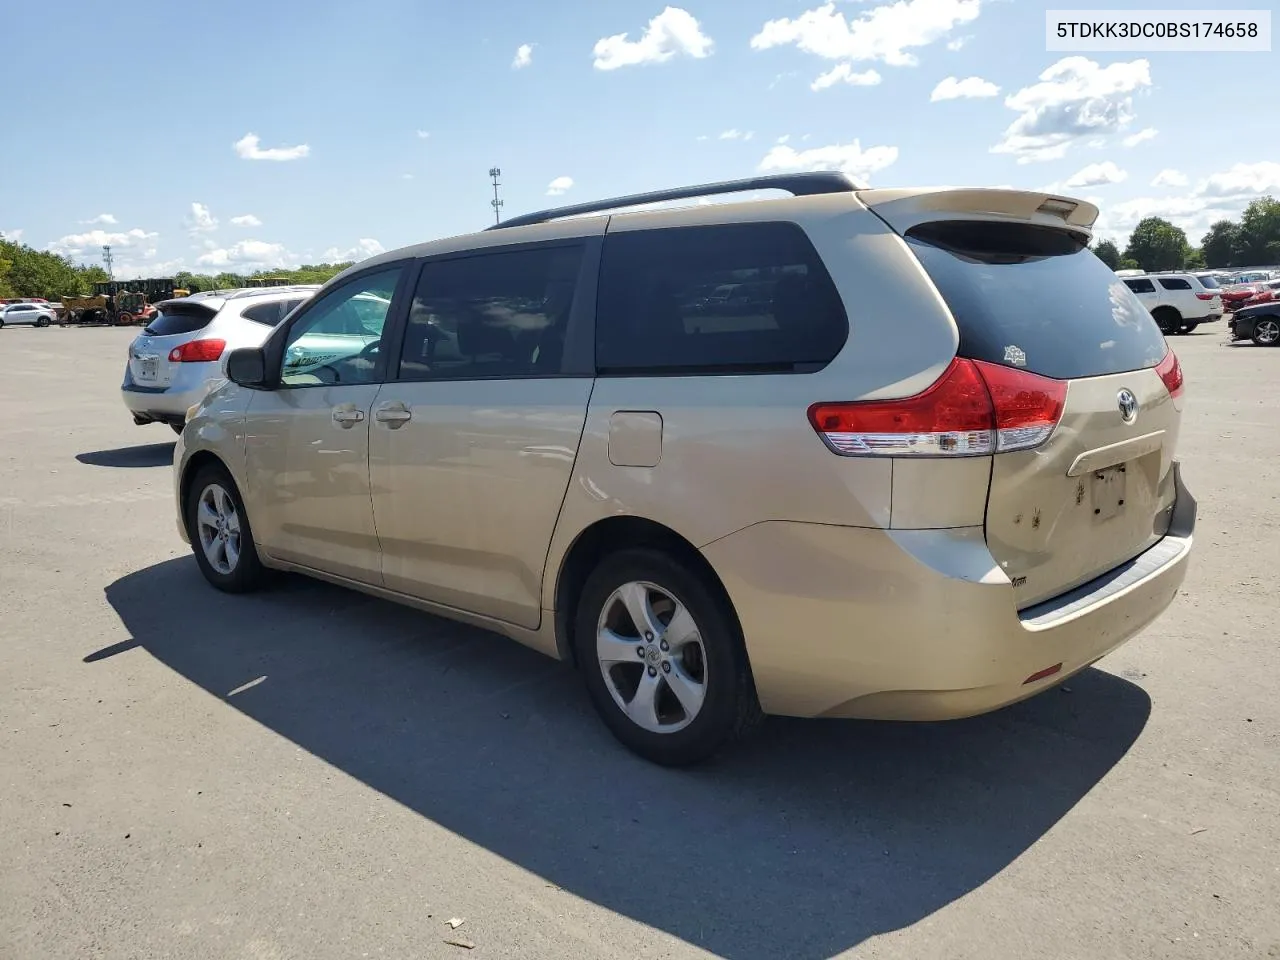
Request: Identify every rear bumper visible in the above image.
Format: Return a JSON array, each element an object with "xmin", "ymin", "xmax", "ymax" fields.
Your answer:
[
  {"xmin": 121, "ymin": 361, "xmax": 223, "ymax": 424},
  {"xmin": 702, "ymin": 463, "xmax": 1196, "ymax": 720}
]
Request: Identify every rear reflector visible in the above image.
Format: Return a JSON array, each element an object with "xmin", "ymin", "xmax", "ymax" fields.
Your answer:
[
  {"xmin": 168, "ymin": 338, "xmax": 226, "ymax": 363},
  {"xmin": 808, "ymin": 358, "xmax": 1067, "ymax": 457},
  {"xmin": 1023, "ymin": 663, "xmax": 1064, "ymax": 685},
  {"xmin": 1155, "ymin": 349, "xmax": 1184, "ymax": 399}
]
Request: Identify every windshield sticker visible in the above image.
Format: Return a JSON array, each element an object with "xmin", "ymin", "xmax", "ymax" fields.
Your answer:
[{"xmin": 1004, "ymin": 344, "xmax": 1028, "ymax": 367}]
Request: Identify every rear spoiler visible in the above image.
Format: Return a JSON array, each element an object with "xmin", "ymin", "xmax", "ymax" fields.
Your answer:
[{"xmin": 855, "ymin": 188, "xmax": 1099, "ymax": 240}]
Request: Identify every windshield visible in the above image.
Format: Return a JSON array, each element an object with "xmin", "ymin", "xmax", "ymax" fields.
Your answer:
[{"xmin": 906, "ymin": 220, "xmax": 1168, "ymax": 380}]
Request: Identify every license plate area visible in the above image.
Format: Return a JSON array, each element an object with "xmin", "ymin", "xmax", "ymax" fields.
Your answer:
[
  {"xmin": 139, "ymin": 356, "xmax": 159, "ymax": 380},
  {"xmin": 1091, "ymin": 464, "xmax": 1128, "ymax": 522}
]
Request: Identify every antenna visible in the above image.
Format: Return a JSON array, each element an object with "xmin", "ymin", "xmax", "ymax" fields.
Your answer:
[
  {"xmin": 489, "ymin": 167, "xmax": 503, "ymax": 225},
  {"xmin": 102, "ymin": 245, "xmax": 115, "ymax": 280}
]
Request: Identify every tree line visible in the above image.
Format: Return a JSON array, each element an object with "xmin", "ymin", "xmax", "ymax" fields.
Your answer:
[
  {"xmin": 1, "ymin": 233, "xmax": 352, "ymax": 300},
  {"xmin": 1092, "ymin": 195, "xmax": 1280, "ymax": 273}
]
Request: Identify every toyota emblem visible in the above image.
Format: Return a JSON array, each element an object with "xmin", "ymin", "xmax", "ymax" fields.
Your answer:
[{"xmin": 1117, "ymin": 388, "xmax": 1139, "ymax": 424}]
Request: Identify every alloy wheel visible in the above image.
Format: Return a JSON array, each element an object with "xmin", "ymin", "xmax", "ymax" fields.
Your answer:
[
  {"xmin": 595, "ymin": 581, "xmax": 708, "ymax": 734},
  {"xmin": 196, "ymin": 482, "xmax": 242, "ymax": 575}
]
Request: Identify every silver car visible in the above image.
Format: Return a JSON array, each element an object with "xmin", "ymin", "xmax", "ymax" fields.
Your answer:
[
  {"xmin": 121, "ymin": 286, "xmax": 318, "ymax": 433},
  {"xmin": 0, "ymin": 302, "xmax": 56, "ymax": 328}
]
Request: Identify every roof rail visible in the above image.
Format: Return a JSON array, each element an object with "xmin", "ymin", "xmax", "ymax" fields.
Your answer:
[{"xmin": 487, "ymin": 171, "xmax": 858, "ymax": 231}]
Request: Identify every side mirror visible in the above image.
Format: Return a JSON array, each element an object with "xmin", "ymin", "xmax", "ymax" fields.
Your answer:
[{"xmin": 226, "ymin": 347, "xmax": 271, "ymax": 389}]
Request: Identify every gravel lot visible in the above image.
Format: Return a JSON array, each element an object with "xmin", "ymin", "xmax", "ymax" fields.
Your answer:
[{"xmin": 1, "ymin": 323, "xmax": 1277, "ymax": 960}]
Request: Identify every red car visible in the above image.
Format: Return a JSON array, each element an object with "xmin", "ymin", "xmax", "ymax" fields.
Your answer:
[
  {"xmin": 1241, "ymin": 280, "xmax": 1280, "ymax": 308},
  {"xmin": 1222, "ymin": 284, "xmax": 1263, "ymax": 312}
]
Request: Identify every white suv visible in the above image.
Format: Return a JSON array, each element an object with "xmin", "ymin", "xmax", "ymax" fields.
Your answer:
[
  {"xmin": 122, "ymin": 286, "xmax": 318, "ymax": 432},
  {"xmin": 1122, "ymin": 273, "xmax": 1223, "ymax": 335}
]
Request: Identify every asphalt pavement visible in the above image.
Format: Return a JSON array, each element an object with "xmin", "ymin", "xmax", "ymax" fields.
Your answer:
[{"xmin": 1, "ymin": 322, "xmax": 1277, "ymax": 959}]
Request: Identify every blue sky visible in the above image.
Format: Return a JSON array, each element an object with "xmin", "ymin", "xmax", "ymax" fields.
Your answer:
[{"xmin": 3, "ymin": 0, "xmax": 1277, "ymax": 277}]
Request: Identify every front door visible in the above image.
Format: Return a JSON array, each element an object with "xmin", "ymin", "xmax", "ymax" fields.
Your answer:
[
  {"xmin": 369, "ymin": 242, "xmax": 593, "ymax": 628},
  {"xmin": 243, "ymin": 264, "xmax": 407, "ymax": 585}
]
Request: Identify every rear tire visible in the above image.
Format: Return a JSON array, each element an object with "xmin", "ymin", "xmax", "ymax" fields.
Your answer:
[
  {"xmin": 573, "ymin": 548, "xmax": 761, "ymax": 766},
  {"xmin": 1177, "ymin": 321, "xmax": 1198, "ymax": 335},
  {"xmin": 184, "ymin": 463, "xmax": 268, "ymax": 593},
  {"xmin": 1252, "ymin": 317, "xmax": 1280, "ymax": 346},
  {"xmin": 36, "ymin": 316, "xmax": 51, "ymax": 328},
  {"xmin": 1152, "ymin": 307, "xmax": 1180, "ymax": 335}
]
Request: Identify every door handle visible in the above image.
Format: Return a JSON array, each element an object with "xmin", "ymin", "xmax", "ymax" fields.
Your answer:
[
  {"xmin": 374, "ymin": 403, "xmax": 412, "ymax": 428},
  {"xmin": 332, "ymin": 407, "xmax": 365, "ymax": 427}
]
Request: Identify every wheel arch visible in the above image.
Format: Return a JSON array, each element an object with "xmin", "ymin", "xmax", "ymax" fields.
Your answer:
[
  {"xmin": 551, "ymin": 516, "xmax": 741, "ymax": 666},
  {"xmin": 178, "ymin": 450, "xmax": 233, "ymax": 535}
]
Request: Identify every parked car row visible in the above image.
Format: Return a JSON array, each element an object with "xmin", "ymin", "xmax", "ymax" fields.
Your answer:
[{"xmin": 132, "ymin": 174, "xmax": 1196, "ymax": 766}]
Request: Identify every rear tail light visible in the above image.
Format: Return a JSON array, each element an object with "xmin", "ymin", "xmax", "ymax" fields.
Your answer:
[
  {"xmin": 1195, "ymin": 292, "xmax": 1214, "ymax": 300},
  {"xmin": 1155, "ymin": 349, "xmax": 1184, "ymax": 399},
  {"xmin": 168, "ymin": 338, "xmax": 226, "ymax": 363},
  {"xmin": 807, "ymin": 358, "xmax": 1067, "ymax": 457}
]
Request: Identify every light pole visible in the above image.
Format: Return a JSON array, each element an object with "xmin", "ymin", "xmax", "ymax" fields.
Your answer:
[
  {"xmin": 101, "ymin": 245, "xmax": 114, "ymax": 280},
  {"xmin": 489, "ymin": 167, "xmax": 503, "ymax": 225}
]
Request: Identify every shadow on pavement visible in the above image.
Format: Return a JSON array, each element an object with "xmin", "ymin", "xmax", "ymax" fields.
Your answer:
[
  {"xmin": 103, "ymin": 557, "xmax": 1152, "ymax": 959},
  {"xmin": 76, "ymin": 442, "xmax": 175, "ymax": 468}
]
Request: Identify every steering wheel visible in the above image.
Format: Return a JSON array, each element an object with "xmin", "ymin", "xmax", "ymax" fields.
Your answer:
[{"xmin": 357, "ymin": 340, "xmax": 381, "ymax": 361}]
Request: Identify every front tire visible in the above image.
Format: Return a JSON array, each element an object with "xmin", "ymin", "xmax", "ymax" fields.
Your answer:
[
  {"xmin": 573, "ymin": 548, "xmax": 761, "ymax": 766},
  {"xmin": 184, "ymin": 464, "xmax": 268, "ymax": 593},
  {"xmin": 1252, "ymin": 317, "xmax": 1280, "ymax": 346}
]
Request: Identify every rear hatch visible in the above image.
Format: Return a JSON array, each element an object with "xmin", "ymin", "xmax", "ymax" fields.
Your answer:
[
  {"xmin": 129, "ymin": 301, "xmax": 220, "ymax": 387},
  {"xmin": 862, "ymin": 191, "xmax": 1183, "ymax": 608}
]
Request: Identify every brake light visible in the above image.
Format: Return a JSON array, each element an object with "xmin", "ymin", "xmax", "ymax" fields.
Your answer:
[
  {"xmin": 1155, "ymin": 349, "xmax": 1184, "ymax": 399},
  {"xmin": 1195, "ymin": 292, "xmax": 1214, "ymax": 300},
  {"xmin": 168, "ymin": 339, "xmax": 226, "ymax": 363},
  {"xmin": 807, "ymin": 358, "xmax": 1067, "ymax": 457}
]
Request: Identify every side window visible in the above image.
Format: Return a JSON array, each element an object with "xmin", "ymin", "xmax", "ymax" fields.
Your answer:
[
  {"xmin": 281, "ymin": 267, "xmax": 402, "ymax": 387},
  {"xmin": 1124, "ymin": 278, "xmax": 1156, "ymax": 294},
  {"xmin": 1158, "ymin": 278, "xmax": 1191, "ymax": 290},
  {"xmin": 241, "ymin": 302, "xmax": 283, "ymax": 325},
  {"xmin": 397, "ymin": 243, "xmax": 584, "ymax": 381},
  {"xmin": 595, "ymin": 222, "xmax": 849, "ymax": 375}
]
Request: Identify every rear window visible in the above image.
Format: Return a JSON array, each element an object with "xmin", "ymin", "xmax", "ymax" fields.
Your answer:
[
  {"xmin": 1158, "ymin": 277, "xmax": 1192, "ymax": 290},
  {"xmin": 595, "ymin": 222, "xmax": 848, "ymax": 375},
  {"xmin": 906, "ymin": 221, "xmax": 1168, "ymax": 380},
  {"xmin": 240, "ymin": 298, "xmax": 308, "ymax": 326},
  {"xmin": 1195, "ymin": 275, "xmax": 1221, "ymax": 289},
  {"xmin": 144, "ymin": 302, "xmax": 218, "ymax": 336}
]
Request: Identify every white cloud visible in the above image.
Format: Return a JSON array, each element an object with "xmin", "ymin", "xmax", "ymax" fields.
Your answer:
[
  {"xmin": 1151, "ymin": 169, "xmax": 1188, "ymax": 188},
  {"xmin": 931, "ymin": 75, "xmax": 999, "ymax": 101},
  {"xmin": 719, "ymin": 129, "xmax": 742, "ymax": 140},
  {"xmin": 186, "ymin": 202, "xmax": 218, "ymax": 235},
  {"xmin": 48, "ymin": 227, "xmax": 159, "ymax": 259},
  {"xmin": 513, "ymin": 43, "xmax": 533, "ymax": 69},
  {"xmin": 812, "ymin": 64, "xmax": 882, "ymax": 90},
  {"xmin": 546, "ymin": 176, "xmax": 575, "ymax": 196},
  {"xmin": 776, "ymin": 134, "xmax": 791, "ymax": 144},
  {"xmin": 1122, "ymin": 127, "xmax": 1157, "ymax": 147},
  {"xmin": 2, "ymin": 228, "xmax": 23, "ymax": 242},
  {"xmin": 197, "ymin": 239, "xmax": 294, "ymax": 271},
  {"xmin": 593, "ymin": 6, "xmax": 714, "ymax": 70},
  {"xmin": 991, "ymin": 57, "xmax": 1151, "ymax": 164},
  {"xmin": 320, "ymin": 239, "xmax": 386, "ymax": 263},
  {"xmin": 233, "ymin": 132, "xmax": 310, "ymax": 162},
  {"xmin": 751, "ymin": 0, "xmax": 982, "ymax": 82},
  {"xmin": 80, "ymin": 213, "xmax": 118, "ymax": 225},
  {"xmin": 416, "ymin": 130, "xmax": 431, "ymax": 139},
  {"xmin": 1195, "ymin": 161, "xmax": 1280, "ymax": 199},
  {"xmin": 230, "ymin": 214, "xmax": 263, "ymax": 227},
  {"xmin": 947, "ymin": 35, "xmax": 971, "ymax": 50},
  {"xmin": 1063, "ymin": 161, "xmax": 1127, "ymax": 188},
  {"xmin": 758, "ymin": 138, "xmax": 899, "ymax": 185}
]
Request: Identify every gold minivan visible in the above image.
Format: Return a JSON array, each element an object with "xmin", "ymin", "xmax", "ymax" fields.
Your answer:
[{"xmin": 174, "ymin": 173, "xmax": 1196, "ymax": 765}]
